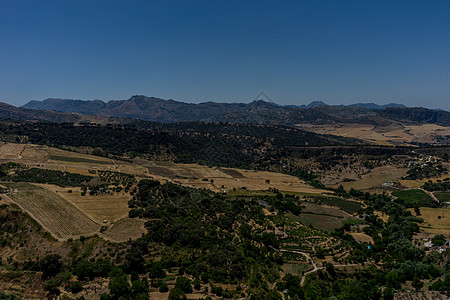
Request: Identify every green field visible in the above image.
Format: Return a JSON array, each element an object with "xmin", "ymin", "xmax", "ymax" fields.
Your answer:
[
  {"xmin": 310, "ymin": 195, "xmax": 362, "ymax": 214},
  {"xmin": 49, "ymin": 155, "xmax": 111, "ymax": 165},
  {"xmin": 295, "ymin": 213, "xmax": 345, "ymax": 232},
  {"xmin": 392, "ymin": 189, "xmax": 434, "ymax": 206},
  {"xmin": 434, "ymin": 191, "xmax": 450, "ymax": 202}
]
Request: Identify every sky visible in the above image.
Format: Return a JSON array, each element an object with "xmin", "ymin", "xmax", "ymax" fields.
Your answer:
[{"xmin": 1, "ymin": 0, "xmax": 450, "ymax": 110}]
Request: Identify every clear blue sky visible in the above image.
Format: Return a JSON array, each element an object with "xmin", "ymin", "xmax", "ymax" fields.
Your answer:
[{"xmin": 1, "ymin": 0, "xmax": 450, "ymax": 110}]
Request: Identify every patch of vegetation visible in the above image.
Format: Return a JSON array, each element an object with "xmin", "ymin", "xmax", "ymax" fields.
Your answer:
[
  {"xmin": 423, "ymin": 180, "xmax": 450, "ymax": 192},
  {"xmin": 434, "ymin": 191, "xmax": 450, "ymax": 202},
  {"xmin": 0, "ymin": 163, "xmax": 92, "ymax": 187},
  {"xmin": 404, "ymin": 164, "xmax": 447, "ymax": 180},
  {"xmin": 392, "ymin": 189, "xmax": 435, "ymax": 207},
  {"xmin": 49, "ymin": 155, "xmax": 110, "ymax": 164},
  {"xmin": 310, "ymin": 195, "xmax": 363, "ymax": 214}
]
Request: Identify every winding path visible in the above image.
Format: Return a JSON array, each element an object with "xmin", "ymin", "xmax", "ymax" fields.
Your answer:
[{"xmin": 276, "ymin": 248, "xmax": 359, "ymax": 286}]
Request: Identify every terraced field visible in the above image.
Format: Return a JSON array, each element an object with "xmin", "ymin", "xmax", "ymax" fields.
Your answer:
[{"xmin": 4, "ymin": 182, "xmax": 101, "ymax": 240}]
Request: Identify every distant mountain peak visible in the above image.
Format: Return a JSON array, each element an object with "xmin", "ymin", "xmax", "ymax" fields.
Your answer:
[{"xmin": 306, "ymin": 100, "xmax": 328, "ymax": 108}]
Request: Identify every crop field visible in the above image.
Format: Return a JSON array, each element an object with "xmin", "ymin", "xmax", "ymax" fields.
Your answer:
[
  {"xmin": 392, "ymin": 189, "xmax": 434, "ymax": 206},
  {"xmin": 340, "ymin": 165, "xmax": 407, "ymax": 191},
  {"xmin": 0, "ymin": 142, "xmax": 25, "ymax": 160},
  {"xmin": 301, "ymin": 202, "xmax": 354, "ymax": 218},
  {"xmin": 143, "ymin": 162, "xmax": 326, "ymax": 194},
  {"xmin": 1, "ymin": 142, "xmax": 325, "ymax": 195},
  {"xmin": 48, "ymin": 154, "xmax": 111, "ymax": 165},
  {"xmin": 293, "ymin": 213, "xmax": 352, "ymax": 232},
  {"xmin": 38, "ymin": 184, "xmax": 131, "ymax": 223},
  {"xmin": 410, "ymin": 207, "xmax": 450, "ymax": 234},
  {"xmin": 434, "ymin": 191, "xmax": 450, "ymax": 202},
  {"xmin": 4, "ymin": 182, "xmax": 100, "ymax": 240},
  {"xmin": 309, "ymin": 195, "xmax": 363, "ymax": 214}
]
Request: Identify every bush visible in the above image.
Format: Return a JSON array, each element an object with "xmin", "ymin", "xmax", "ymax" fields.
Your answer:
[
  {"xmin": 168, "ymin": 287, "xmax": 186, "ymax": 300},
  {"xmin": 70, "ymin": 281, "xmax": 83, "ymax": 293},
  {"xmin": 159, "ymin": 283, "xmax": 169, "ymax": 293}
]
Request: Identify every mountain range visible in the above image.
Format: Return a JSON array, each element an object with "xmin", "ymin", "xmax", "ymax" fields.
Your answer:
[{"xmin": 20, "ymin": 96, "xmax": 450, "ymax": 126}]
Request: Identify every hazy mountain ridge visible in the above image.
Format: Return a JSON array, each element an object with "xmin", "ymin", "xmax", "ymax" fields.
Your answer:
[{"xmin": 21, "ymin": 95, "xmax": 450, "ymax": 126}]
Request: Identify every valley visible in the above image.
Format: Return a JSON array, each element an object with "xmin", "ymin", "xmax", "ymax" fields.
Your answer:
[{"xmin": 0, "ymin": 115, "xmax": 448, "ymax": 299}]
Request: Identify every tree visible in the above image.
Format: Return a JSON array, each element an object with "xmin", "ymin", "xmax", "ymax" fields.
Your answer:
[
  {"xmin": 432, "ymin": 234, "xmax": 446, "ymax": 246},
  {"xmin": 70, "ymin": 281, "xmax": 83, "ymax": 294},
  {"xmin": 174, "ymin": 277, "xmax": 192, "ymax": 294},
  {"xmin": 412, "ymin": 276, "xmax": 423, "ymax": 291},
  {"xmin": 168, "ymin": 287, "xmax": 186, "ymax": 300},
  {"xmin": 109, "ymin": 275, "xmax": 131, "ymax": 299},
  {"xmin": 40, "ymin": 254, "xmax": 62, "ymax": 279}
]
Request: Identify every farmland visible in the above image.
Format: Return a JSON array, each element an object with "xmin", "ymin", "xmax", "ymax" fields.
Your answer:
[
  {"xmin": 338, "ymin": 165, "xmax": 407, "ymax": 191},
  {"xmin": 0, "ymin": 142, "xmax": 325, "ymax": 195},
  {"xmin": 392, "ymin": 189, "xmax": 434, "ymax": 206},
  {"xmin": 410, "ymin": 207, "xmax": 450, "ymax": 235},
  {"xmin": 36, "ymin": 184, "xmax": 132, "ymax": 224},
  {"xmin": 101, "ymin": 218, "xmax": 147, "ymax": 242},
  {"xmin": 4, "ymin": 182, "xmax": 100, "ymax": 240},
  {"xmin": 297, "ymin": 123, "xmax": 450, "ymax": 146},
  {"xmin": 434, "ymin": 191, "xmax": 450, "ymax": 202}
]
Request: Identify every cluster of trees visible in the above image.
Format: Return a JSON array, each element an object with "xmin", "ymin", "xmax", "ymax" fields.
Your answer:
[
  {"xmin": 423, "ymin": 179, "xmax": 450, "ymax": 191},
  {"xmin": 0, "ymin": 164, "xmax": 92, "ymax": 187},
  {"xmin": 405, "ymin": 164, "xmax": 447, "ymax": 180}
]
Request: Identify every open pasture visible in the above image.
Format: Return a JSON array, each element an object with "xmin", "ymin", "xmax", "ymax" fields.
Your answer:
[
  {"xmin": 410, "ymin": 207, "xmax": 450, "ymax": 235},
  {"xmin": 339, "ymin": 165, "xmax": 407, "ymax": 191},
  {"xmin": 101, "ymin": 218, "xmax": 147, "ymax": 242},
  {"xmin": 4, "ymin": 182, "xmax": 100, "ymax": 240},
  {"xmin": 296, "ymin": 123, "xmax": 450, "ymax": 146}
]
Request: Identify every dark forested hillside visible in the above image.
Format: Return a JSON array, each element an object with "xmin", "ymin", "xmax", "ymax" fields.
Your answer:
[
  {"xmin": 0, "ymin": 120, "xmax": 362, "ymax": 169},
  {"xmin": 378, "ymin": 107, "xmax": 450, "ymax": 126}
]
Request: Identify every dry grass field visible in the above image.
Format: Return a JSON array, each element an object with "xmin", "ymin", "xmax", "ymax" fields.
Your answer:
[
  {"xmin": 349, "ymin": 232, "xmax": 374, "ymax": 244},
  {"xmin": 101, "ymin": 218, "xmax": 147, "ymax": 242},
  {"xmin": 409, "ymin": 207, "xmax": 450, "ymax": 235},
  {"xmin": 36, "ymin": 184, "xmax": 132, "ymax": 224},
  {"xmin": 339, "ymin": 165, "xmax": 407, "ymax": 190},
  {"xmin": 296, "ymin": 123, "xmax": 450, "ymax": 146},
  {"xmin": 4, "ymin": 182, "xmax": 101, "ymax": 240},
  {"xmin": 0, "ymin": 142, "xmax": 325, "ymax": 195}
]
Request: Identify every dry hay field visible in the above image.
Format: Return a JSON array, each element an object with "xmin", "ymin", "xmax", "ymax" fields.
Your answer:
[
  {"xmin": 339, "ymin": 165, "xmax": 408, "ymax": 191},
  {"xmin": 0, "ymin": 142, "xmax": 324, "ymax": 195},
  {"xmin": 4, "ymin": 182, "xmax": 100, "ymax": 240},
  {"xmin": 349, "ymin": 232, "xmax": 374, "ymax": 244},
  {"xmin": 0, "ymin": 142, "xmax": 26, "ymax": 161},
  {"xmin": 142, "ymin": 162, "xmax": 327, "ymax": 194},
  {"xmin": 36, "ymin": 184, "xmax": 131, "ymax": 224},
  {"xmin": 409, "ymin": 207, "xmax": 450, "ymax": 235},
  {"xmin": 296, "ymin": 123, "xmax": 450, "ymax": 146},
  {"xmin": 101, "ymin": 218, "xmax": 147, "ymax": 243}
]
